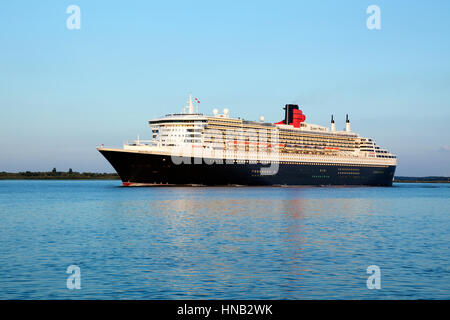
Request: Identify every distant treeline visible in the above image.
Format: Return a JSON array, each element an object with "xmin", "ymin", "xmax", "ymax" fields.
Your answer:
[
  {"xmin": 0, "ymin": 168, "xmax": 119, "ymax": 180},
  {"xmin": 394, "ymin": 176, "xmax": 450, "ymax": 183}
]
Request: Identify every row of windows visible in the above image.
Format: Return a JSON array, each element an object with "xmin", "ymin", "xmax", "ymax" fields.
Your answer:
[
  {"xmin": 203, "ymin": 133, "xmax": 357, "ymax": 150},
  {"xmin": 153, "ymin": 124, "xmax": 395, "ymax": 159}
]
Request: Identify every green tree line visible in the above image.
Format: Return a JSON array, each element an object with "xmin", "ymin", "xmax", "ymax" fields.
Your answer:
[{"xmin": 0, "ymin": 169, "xmax": 119, "ymax": 180}]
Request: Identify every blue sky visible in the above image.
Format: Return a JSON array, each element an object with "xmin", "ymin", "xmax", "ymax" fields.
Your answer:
[{"xmin": 0, "ymin": 0, "xmax": 449, "ymax": 175}]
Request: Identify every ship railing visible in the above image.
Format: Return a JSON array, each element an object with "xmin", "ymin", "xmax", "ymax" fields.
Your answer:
[{"xmin": 125, "ymin": 140, "xmax": 156, "ymax": 146}]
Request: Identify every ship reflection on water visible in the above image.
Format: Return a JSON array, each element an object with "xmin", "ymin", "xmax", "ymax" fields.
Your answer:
[{"xmin": 97, "ymin": 187, "xmax": 401, "ymax": 299}]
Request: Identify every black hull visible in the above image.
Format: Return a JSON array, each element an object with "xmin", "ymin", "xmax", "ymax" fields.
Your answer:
[{"xmin": 99, "ymin": 149, "xmax": 396, "ymax": 186}]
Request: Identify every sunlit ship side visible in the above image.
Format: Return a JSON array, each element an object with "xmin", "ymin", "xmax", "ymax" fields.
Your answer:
[{"xmin": 98, "ymin": 95, "xmax": 397, "ymax": 186}]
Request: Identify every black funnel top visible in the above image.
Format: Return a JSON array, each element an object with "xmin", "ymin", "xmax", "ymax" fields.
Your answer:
[{"xmin": 284, "ymin": 104, "xmax": 299, "ymax": 124}]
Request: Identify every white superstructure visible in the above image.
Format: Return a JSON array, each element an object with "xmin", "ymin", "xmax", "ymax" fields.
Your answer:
[{"xmin": 122, "ymin": 95, "xmax": 397, "ymax": 167}]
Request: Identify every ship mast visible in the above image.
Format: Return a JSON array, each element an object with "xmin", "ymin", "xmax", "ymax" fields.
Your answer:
[{"xmin": 188, "ymin": 93, "xmax": 194, "ymax": 114}]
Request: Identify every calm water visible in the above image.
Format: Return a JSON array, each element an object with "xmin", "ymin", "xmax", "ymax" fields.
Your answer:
[{"xmin": 0, "ymin": 180, "xmax": 449, "ymax": 299}]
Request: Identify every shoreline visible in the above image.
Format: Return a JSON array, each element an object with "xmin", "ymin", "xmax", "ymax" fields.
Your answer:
[
  {"xmin": 1, "ymin": 178, "xmax": 449, "ymax": 183},
  {"xmin": 1, "ymin": 172, "xmax": 448, "ymax": 183},
  {"xmin": 0, "ymin": 171, "xmax": 119, "ymax": 180}
]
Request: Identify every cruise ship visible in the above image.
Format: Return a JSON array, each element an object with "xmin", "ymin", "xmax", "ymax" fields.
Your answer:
[{"xmin": 98, "ymin": 95, "xmax": 397, "ymax": 186}]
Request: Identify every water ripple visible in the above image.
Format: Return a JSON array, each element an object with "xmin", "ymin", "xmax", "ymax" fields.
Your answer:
[{"xmin": 0, "ymin": 181, "xmax": 449, "ymax": 299}]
